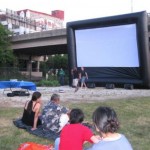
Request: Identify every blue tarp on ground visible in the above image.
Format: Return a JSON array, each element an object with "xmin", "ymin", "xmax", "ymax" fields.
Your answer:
[{"xmin": 0, "ymin": 81, "xmax": 36, "ymax": 91}]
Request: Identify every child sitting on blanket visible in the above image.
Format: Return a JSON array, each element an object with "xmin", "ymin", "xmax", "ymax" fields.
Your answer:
[
  {"xmin": 54, "ymin": 108, "xmax": 100, "ymax": 150},
  {"xmin": 22, "ymin": 91, "xmax": 42, "ymax": 130}
]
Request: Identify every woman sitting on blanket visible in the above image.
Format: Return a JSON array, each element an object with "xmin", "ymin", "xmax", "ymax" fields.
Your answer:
[
  {"xmin": 22, "ymin": 91, "xmax": 42, "ymax": 130},
  {"xmin": 86, "ymin": 106, "xmax": 133, "ymax": 150}
]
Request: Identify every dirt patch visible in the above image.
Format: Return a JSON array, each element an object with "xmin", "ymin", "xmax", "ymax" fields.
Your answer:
[{"xmin": 0, "ymin": 86, "xmax": 150, "ymax": 107}]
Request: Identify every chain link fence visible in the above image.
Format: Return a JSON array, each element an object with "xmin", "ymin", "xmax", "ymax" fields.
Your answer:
[{"xmin": 0, "ymin": 67, "xmax": 27, "ymax": 80}]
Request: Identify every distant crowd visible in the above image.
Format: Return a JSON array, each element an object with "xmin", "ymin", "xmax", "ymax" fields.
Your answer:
[
  {"xmin": 48, "ymin": 67, "xmax": 89, "ymax": 88},
  {"xmin": 48, "ymin": 68, "xmax": 66, "ymax": 86}
]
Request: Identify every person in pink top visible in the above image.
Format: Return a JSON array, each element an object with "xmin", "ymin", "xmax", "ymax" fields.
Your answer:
[{"xmin": 54, "ymin": 108, "xmax": 100, "ymax": 150}]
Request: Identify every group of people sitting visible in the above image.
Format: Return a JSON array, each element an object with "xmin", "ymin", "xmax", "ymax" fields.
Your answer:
[
  {"xmin": 21, "ymin": 91, "xmax": 133, "ymax": 150},
  {"xmin": 22, "ymin": 92, "xmax": 68, "ymax": 132}
]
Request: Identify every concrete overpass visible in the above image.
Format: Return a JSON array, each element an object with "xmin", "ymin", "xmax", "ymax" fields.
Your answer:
[
  {"xmin": 11, "ymin": 28, "xmax": 67, "ymax": 80},
  {"xmin": 11, "ymin": 28, "xmax": 67, "ymax": 56}
]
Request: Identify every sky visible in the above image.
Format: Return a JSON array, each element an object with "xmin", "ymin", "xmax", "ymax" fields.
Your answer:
[{"xmin": 0, "ymin": 0, "xmax": 150, "ymax": 24}]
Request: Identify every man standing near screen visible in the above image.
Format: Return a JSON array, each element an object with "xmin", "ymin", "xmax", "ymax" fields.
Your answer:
[
  {"xmin": 79, "ymin": 67, "xmax": 88, "ymax": 88},
  {"xmin": 72, "ymin": 67, "xmax": 79, "ymax": 87}
]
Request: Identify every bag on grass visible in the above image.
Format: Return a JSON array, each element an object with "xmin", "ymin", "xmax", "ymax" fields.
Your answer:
[
  {"xmin": 17, "ymin": 142, "xmax": 53, "ymax": 150},
  {"xmin": 72, "ymin": 79, "xmax": 78, "ymax": 87}
]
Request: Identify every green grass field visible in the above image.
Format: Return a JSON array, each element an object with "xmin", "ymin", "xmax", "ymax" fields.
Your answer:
[{"xmin": 0, "ymin": 97, "xmax": 150, "ymax": 150}]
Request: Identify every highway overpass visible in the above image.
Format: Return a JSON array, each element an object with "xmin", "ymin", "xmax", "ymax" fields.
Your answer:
[{"xmin": 11, "ymin": 28, "xmax": 67, "ymax": 56}]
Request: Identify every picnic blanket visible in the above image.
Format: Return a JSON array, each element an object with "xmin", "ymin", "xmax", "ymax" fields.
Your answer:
[
  {"xmin": 13, "ymin": 119, "xmax": 95, "ymax": 141},
  {"xmin": 13, "ymin": 119, "xmax": 60, "ymax": 141}
]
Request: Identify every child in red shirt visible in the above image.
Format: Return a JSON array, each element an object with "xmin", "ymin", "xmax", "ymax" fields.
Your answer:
[{"xmin": 55, "ymin": 108, "xmax": 100, "ymax": 150}]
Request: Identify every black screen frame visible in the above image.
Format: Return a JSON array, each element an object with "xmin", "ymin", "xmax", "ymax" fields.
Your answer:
[{"xmin": 67, "ymin": 11, "xmax": 150, "ymax": 88}]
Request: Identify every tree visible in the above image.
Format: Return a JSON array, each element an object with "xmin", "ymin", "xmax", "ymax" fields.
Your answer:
[
  {"xmin": 40, "ymin": 54, "xmax": 68, "ymax": 79},
  {"xmin": 46, "ymin": 54, "xmax": 68, "ymax": 69},
  {"xmin": 0, "ymin": 23, "xmax": 16, "ymax": 67}
]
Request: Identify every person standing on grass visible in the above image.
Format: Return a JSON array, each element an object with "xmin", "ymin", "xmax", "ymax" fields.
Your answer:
[
  {"xmin": 79, "ymin": 67, "xmax": 88, "ymax": 88},
  {"xmin": 58, "ymin": 68, "xmax": 65, "ymax": 86},
  {"xmin": 54, "ymin": 108, "xmax": 100, "ymax": 150},
  {"xmin": 86, "ymin": 106, "xmax": 133, "ymax": 150},
  {"xmin": 71, "ymin": 67, "xmax": 79, "ymax": 88},
  {"xmin": 21, "ymin": 91, "xmax": 42, "ymax": 130}
]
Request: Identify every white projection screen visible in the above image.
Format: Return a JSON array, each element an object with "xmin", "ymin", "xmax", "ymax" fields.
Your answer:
[
  {"xmin": 67, "ymin": 11, "xmax": 150, "ymax": 88},
  {"xmin": 75, "ymin": 24, "xmax": 139, "ymax": 67}
]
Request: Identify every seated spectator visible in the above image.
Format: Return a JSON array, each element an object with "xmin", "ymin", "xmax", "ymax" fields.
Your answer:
[
  {"xmin": 41, "ymin": 94, "xmax": 69, "ymax": 133},
  {"xmin": 55, "ymin": 108, "xmax": 100, "ymax": 150},
  {"xmin": 21, "ymin": 91, "xmax": 42, "ymax": 130},
  {"xmin": 86, "ymin": 106, "xmax": 133, "ymax": 150}
]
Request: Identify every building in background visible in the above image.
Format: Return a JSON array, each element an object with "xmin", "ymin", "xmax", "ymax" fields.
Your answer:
[
  {"xmin": 0, "ymin": 8, "xmax": 65, "ymax": 80},
  {"xmin": 0, "ymin": 8, "xmax": 64, "ymax": 35}
]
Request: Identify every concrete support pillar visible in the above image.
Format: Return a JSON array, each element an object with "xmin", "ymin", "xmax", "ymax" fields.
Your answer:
[
  {"xmin": 27, "ymin": 56, "xmax": 32, "ymax": 80},
  {"xmin": 27, "ymin": 61, "xmax": 30, "ymax": 72},
  {"xmin": 36, "ymin": 61, "xmax": 40, "ymax": 72}
]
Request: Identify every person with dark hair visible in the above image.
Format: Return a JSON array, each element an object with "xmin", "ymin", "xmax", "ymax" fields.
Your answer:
[
  {"xmin": 79, "ymin": 67, "xmax": 88, "ymax": 88},
  {"xmin": 54, "ymin": 108, "xmax": 100, "ymax": 150},
  {"xmin": 41, "ymin": 94, "xmax": 69, "ymax": 133},
  {"xmin": 87, "ymin": 106, "xmax": 133, "ymax": 150},
  {"xmin": 71, "ymin": 67, "xmax": 79, "ymax": 88},
  {"xmin": 21, "ymin": 91, "xmax": 42, "ymax": 130}
]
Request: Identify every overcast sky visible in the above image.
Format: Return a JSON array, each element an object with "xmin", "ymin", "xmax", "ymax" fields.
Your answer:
[{"xmin": 1, "ymin": 0, "xmax": 150, "ymax": 23}]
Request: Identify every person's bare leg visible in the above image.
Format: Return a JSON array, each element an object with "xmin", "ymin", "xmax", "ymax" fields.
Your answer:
[
  {"xmin": 81, "ymin": 83, "xmax": 83, "ymax": 88},
  {"xmin": 84, "ymin": 83, "xmax": 87, "ymax": 88},
  {"xmin": 74, "ymin": 81, "xmax": 79, "ymax": 92},
  {"xmin": 81, "ymin": 82, "xmax": 83, "ymax": 88}
]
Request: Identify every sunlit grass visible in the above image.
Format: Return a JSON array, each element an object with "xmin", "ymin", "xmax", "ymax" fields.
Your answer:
[{"xmin": 0, "ymin": 97, "xmax": 150, "ymax": 150}]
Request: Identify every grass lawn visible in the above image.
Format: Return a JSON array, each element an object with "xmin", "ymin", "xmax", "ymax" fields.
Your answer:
[{"xmin": 0, "ymin": 97, "xmax": 150, "ymax": 150}]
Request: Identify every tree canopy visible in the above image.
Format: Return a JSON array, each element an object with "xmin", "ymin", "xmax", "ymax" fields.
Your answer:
[
  {"xmin": 40, "ymin": 54, "xmax": 68, "ymax": 76},
  {"xmin": 0, "ymin": 24, "xmax": 16, "ymax": 67}
]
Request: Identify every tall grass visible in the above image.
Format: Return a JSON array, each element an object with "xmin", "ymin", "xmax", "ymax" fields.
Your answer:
[{"xmin": 0, "ymin": 97, "xmax": 150, "ymax": 150}]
